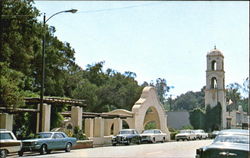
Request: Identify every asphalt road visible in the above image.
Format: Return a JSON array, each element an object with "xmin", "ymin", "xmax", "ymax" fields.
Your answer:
[{"xmin": 10, "ymin": 140, "xmax": 213, "ymax": 158}]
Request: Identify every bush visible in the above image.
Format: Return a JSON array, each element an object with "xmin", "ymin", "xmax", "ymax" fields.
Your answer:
[
  {"xmin": 73, "ymin": 126, "xmax": 88, "ymax": 140},
  {"xmin": 169, "ymin": 128, "xmax": 179, "ymax": 140}
]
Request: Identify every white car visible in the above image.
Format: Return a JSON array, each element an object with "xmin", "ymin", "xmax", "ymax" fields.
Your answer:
[
  {"xmin": 140, "ymin": 129, "xmax": 167, "ymax": 143},
  {"xmin": 175, "ymin": 130, "xmax": 196, "ymax": 141},
  {"xmin": 193, "ymin": 129, "xmax": 208, "ymax": 139},
  {"xmin": 0, "ymin": 129, "xmax": 22, "ymax": 158}
]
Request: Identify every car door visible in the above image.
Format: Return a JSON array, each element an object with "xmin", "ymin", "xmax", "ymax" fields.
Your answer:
[
  {"xmin": 155, "ymin": 130, "xmax": 161, "ymax": 142},
  {"xmin": 53, "ymin": 133, "xmax": 66, "ymax": 149},
  {"xmin": 133, "ymin": 130, "xmax": 140, "ymax": 142}
]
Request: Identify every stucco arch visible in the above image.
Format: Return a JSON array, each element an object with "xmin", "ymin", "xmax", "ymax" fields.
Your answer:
[
  {"xmin": 105, "ymin": 87, "xmax": 170, "ymax": 140},
  {"xmin": 132, "ymin": 86, "xmax": 170, "ymax": 138}
]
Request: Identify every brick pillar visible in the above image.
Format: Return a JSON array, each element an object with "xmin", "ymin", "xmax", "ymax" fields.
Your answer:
[
  {"xmin": 0, "ymin": 113, "xmax": 13, "ymax": 131},
  {"xmin": 94, "ymin": 117, "xmax": 104, "ymax": 137},
  {"xmin": 85, "ymin": 118, "xmax": 94, "ymax": 137},
  {"xmin": 71, "ymin": 106, "xmax": 83, "ymax": 130},
  {"xmin": 36, "ymin": 103, "xmax": 51, "ymax": 132},
  {"xmin": 113, "ymin": 118, "xmax": 122, "ymax": 135}
]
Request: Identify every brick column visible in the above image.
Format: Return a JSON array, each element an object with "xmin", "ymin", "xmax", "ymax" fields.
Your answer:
[
  {"xmin": 36, "ymin": 103, "xmax": 51, "ymax": 132},
  {"xmin": 113, "ymin": 118, "xmax": 122, "ymax": 135},
  {"xmin": 85, "ymin": 118, "xmax": 94, "ymax": 137},
  {"xmin": 71, "ymin": 106, "xmax": 83, "ymax": 130},
  {"xmin": 94, "ymin": 117, "xmax": 104, "ymax": 137}
]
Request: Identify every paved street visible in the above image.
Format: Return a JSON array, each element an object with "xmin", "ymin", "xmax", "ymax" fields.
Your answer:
[{"xmin": 11, "ymin": 140, "xmax": 213, "ymax": 158}]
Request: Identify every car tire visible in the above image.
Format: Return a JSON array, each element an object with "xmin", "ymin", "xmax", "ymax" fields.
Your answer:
[
  {"xmin": 0, "ymin": 149, "xmax": 7, "ymax": 158},
  {"xmin": 162, "ymin": 137, "xmax": 165, "ymax": 143},
  {"xmin": 40, "ymin": 144, "xmax": 47, "ymax": 155},
  {"xmin": 152, "ymin": 138, "xmax": 156, "ymax": 143},
  {"xmin": 126, "ymin": 139, "xmax": 131, "ymax": 145},
  {"xmin": 112, "ymin": 143, "xmax": 117, "ymax": 146},
  {"xmin": 65, "ymin": 143, "xmax": 72, "ymax": 152},
  {"xmin": 137, "ymin": 138, "xmax": 141, "ymax": 144},
  {"xmin": 18, "ymin": 150, "xmax": 24, "ymax": 156}
]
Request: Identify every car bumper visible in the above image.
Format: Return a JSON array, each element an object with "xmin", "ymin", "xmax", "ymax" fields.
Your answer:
[
  {"xmin": 21, "ymin": 145, "xmax": 41, "ymax": 151},
  {"xmin": 175, "ymin": 136, "xmax": 188, "ymax": 140}
]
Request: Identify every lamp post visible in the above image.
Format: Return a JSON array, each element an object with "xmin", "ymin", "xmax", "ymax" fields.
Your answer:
[{"xmin": 39, "ymin": 9, "xmax": 77, "ymax": 132}]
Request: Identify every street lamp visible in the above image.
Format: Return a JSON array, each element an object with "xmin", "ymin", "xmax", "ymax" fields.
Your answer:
[{"xmin": 39, "ymin": 9, "xmax": 77, "ymax": 132}]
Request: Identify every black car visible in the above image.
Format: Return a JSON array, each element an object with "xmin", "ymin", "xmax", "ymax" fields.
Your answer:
[
  {"xmin": 112, "ymin": 129, "xmax": 141, "ymax": 146},
  {"xmin": 196, "ymin": 129, "xmax": 249, "ymax": 158}
]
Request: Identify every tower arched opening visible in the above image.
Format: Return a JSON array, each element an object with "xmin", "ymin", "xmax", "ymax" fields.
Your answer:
[
  {"xmin": 211, "ymin": 77, "xmax": 217, "ymax": 89},
  {"xmin": 212, "ymin": 60, "xmax": 217, "ymax": 70}
]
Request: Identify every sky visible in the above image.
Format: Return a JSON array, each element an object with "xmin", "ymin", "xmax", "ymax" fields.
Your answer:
[{"xmin": 34, "ymin": 1, "xmax": 249, "ymax": 98}]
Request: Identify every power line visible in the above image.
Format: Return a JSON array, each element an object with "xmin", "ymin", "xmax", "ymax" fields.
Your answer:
[{"xmin": 77, "ymin": 2, "xmax": 163, "ymax": 14}]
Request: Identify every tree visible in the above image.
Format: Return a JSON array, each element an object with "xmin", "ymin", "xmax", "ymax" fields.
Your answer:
[
  {"xmin": 0, "ymin": 62, "xmax": 25, "ymax": 108},
  {"xmin": 204, "ymin": 103, "xmax": 222, "ymax": 132},
  {"xmin": 171, "ymin": 87, "xmax": 205, "ymax": 111},
  {"xmin": 226, "ymin": 83, "xmax": 242, "ymax": 111},
  {"xmin": 189, "ymin": 108, "xmax": 205, "ymax": 129}
]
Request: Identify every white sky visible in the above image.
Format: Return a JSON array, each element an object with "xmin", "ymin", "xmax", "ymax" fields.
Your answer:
[{"xmin": 34, "ymin": 1, "xmax": 249, "ymax": 97}]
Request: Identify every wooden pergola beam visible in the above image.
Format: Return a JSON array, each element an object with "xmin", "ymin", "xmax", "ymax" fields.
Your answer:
[
  {"xmin": 61, "ymin": 111, "xmax": 133, "ymax": 119},
  {"xmin": 24, "ymin": 97, "xmax": 86, "ymax": 106},
  {"xmin": 0, "ymin": 107, "xmax": 39, "ymax": 113}
]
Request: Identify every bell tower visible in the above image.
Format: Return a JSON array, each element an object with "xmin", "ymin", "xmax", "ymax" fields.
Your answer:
[{"xmin": 205, "ymin": 46, "xmax": 226, "ymax": 128}]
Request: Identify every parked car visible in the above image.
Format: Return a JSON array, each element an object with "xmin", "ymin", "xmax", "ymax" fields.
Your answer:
[
  {"xmin": 193, "ymin": 130, "xmax": 208, "ymax": 140},
  {"xmin": 196, "ymin": 129, "xmax": 250, "ymax": 158},
  {"xmin": 175, "ymin": 130, "xmax": 196, "ymax": 141},
  {"xmin": 112, "ymin": 129, "xmax": 141, "ymax": 146},
  {"xmin": 140, "ymin": 129, "xmax": 167, "ymax": 143},
  {"xmin": 0, "ymin": 129, "xmax": 22, "ymax": 158},
  {"xmin": 210, "ymin": 130, "xmax": 220, "ymax": 139},
  {"xmin": 18, "ymin": 132, "xmax": 77, "ymax": 156}
]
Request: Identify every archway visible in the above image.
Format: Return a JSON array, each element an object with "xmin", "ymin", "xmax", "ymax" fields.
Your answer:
[
  {"xmin": 132, "ymin": 87, "xmax": 170, "ymax": 139},
  {"xmin": 143, "ymin": 107, "xmax": 160, "ymax": 130},
  {"xmin": 110, "ymin": 123, "xmax": 114, "ymax": 135},
  {"xmin": 122, "ymin": 120, "xmax": 129, "ymax": 129}
]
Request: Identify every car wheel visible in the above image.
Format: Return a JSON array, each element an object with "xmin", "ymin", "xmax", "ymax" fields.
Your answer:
[
  {"xmin": 137, "ymin": 138, "xmax": 141, "ymax": 144},
  {"xmin": 40, "ymin": 144, "xmax": 47, "ymax": 155},
  {"xmin": 65, "ymin": 143, "xmax": 72, "ymax": 152},
  {"xmin": 152, "ymin": 138, "xmax": 156, "ymax": 143},
  {"xmin": 18, "ymin": 150, "xmax": 24, "ymax": 156},
  {"xmin": 0, "ymin": 149, "xmax": 7, "ymax": 158},
  {"xmin": 162, "ymin": 137, "xmax": 165, "ymax": 143},
  {"xmin": 112, "ymin": 143, "xmax": 117, "ymax": 146},
  {"xmin": 126, "ymin": 139, "xmax": 131, "ymax": 145}
]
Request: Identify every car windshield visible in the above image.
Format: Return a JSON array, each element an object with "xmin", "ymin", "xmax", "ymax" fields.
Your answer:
[
  {"xmin": 214, "ymin": 135, "xmax": 249, "ymax": 144},
  {"xmin": 36, "ymin": 133, "xmax": 52, "ymax": 138},
  {"xmin": 119, "ymin": 130, "xmax": 133, "ymax": 134},
  {"xmin": 143, "ymin": 130, "xmax": 154, "ymax": 134},
  {"xmin": 180, "ymin": 130, "xmax": 191, "ymax": 133},
  {"xmin": 194, "ymin": 130, "xmax": 203, "ymax": 133}
]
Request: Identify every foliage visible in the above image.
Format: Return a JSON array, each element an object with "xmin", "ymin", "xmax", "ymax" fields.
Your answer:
[
  {"xmin": 189, "ymin": 108, "xmax": 205, "ymax": 129},
  {"xmin": 171, "ymin": 87, "xmax": 205, "ymax": 111},
  {"xmin": 50, "ymin": 103, "xmax": 68, "ymax": 130},
  {"xmin": 168, "ymin": 128, "xmax": 179, "ymax": 140},
  {"xmin": 144, "ymin": 121, "xmax": 157, "ymax": 130},
  {"xmin": 181, "ymin": 125, "xmax": 193, "ymax": 130},
  {"xmin": 226, "ymin": 83, "xmax": 242, "ymax": 111},
  {"xmin": 0, "ymin": 62, "xmax": 25, "ymax": 107},
  {"xmin": 73, "ymin": 126, "xmax": 88, "ymax": 140},
  {"xmin": 204, "ymin": 103, "xmax": 222, "ymax": 132}
]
